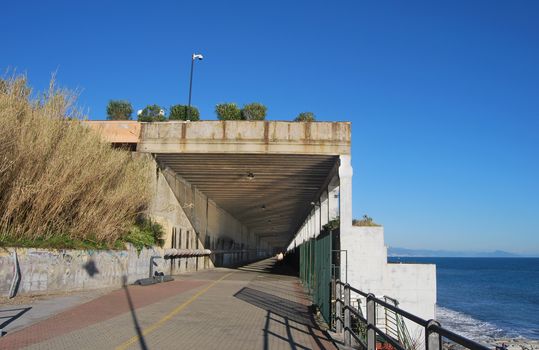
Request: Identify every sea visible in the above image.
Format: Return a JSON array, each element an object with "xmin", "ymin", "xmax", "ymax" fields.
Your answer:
[{"xmin": 387, "ymin": 257, "xmax": 539, "ymax": 341}]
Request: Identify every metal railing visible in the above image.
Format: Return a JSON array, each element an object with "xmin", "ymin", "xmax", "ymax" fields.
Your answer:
[
  {"xmin": 333, "ymin": 280, "xmax": 491, "ymax": 350},
  {"xmin": 382, "ymin": 296, "xmax": 414, "ymax": 350}
]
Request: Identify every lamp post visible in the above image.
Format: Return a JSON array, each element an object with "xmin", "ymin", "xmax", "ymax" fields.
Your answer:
[{"xmin": 188, "ymin": 53, "xmax": 204, "ymax": 120}]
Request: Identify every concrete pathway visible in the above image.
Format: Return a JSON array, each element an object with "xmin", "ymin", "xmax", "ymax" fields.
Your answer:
[{"xmin": 0, "ymin": 258, "xmax": 336, "ymax": 350}]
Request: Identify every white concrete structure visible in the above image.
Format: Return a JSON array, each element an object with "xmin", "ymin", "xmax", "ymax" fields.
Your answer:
[
  {"xmin": 341, "ymin": 226, "xmax": 436, "ymax": 342},
  {"xmin": 287, "ymin": 154, "xmax": 436, "ymax": 344}
]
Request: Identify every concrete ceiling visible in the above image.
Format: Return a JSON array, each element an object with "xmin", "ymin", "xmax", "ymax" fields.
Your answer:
[{"xmin": 155, "ymin": 153, "xmax": 338, "ymax": 247}]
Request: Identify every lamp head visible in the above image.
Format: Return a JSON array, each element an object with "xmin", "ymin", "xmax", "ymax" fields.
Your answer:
[{"xmin": 192, "ymin": 53, "xmax": 204, "ymax": 60}]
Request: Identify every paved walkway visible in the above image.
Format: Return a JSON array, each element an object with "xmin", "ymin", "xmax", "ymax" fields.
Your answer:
[{"xmin": 0, "ymin": 258, "xmax": 336, "ymax": 350}]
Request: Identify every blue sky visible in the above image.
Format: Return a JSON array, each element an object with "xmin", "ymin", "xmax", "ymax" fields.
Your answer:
[{"xmin": 2, "ymin": 1, "xmax": 538, "ymax": 254}]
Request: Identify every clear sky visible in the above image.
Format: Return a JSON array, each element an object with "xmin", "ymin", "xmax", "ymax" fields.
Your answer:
[{"xmin": 2, "ymin": 1, "xmax": 538, "ymax": 254}]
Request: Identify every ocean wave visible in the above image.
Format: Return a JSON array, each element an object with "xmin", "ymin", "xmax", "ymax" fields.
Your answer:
[{"xmin": 436, "ymin": 306, "xmax": 521, "ymax": 341}]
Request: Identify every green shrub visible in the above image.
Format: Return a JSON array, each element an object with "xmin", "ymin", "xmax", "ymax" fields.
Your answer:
[
  {"xmin": 169, "ymin": 104, "xmax": 200, "ymax": 121},
  {"xmin": 138, "ymin": 104, "xmax": 166, "ymax": 122},
  {"xmin": 215, "ymin": 103, "xmax": 242, "ymax": 120},
  {"xmin": 124, "ymin": 218, "xmax": 165, "ymax": 252},
  {"xmin": 323, "ymin": 217, "xmax": 340, "ymax": 232},
  {"xmin": 294, "ymin": 112, "xmax": 316, "ymax": 122},
  {"xmin": 106, "ymin": 100, "xmax": 133, "ymax": 120},
  {"xmin": 241, "ymin": 103, "xmax": 267, "ymax": 120}
]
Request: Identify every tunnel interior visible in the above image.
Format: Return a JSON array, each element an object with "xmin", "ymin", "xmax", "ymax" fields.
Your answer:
[{"xmin": 152, "ymin": 153, "xmax": 339, "ymax": 270}]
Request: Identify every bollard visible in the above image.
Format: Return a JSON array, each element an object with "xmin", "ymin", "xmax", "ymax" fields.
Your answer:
[
  {"xmin": 344, "ymin": 284, "xmax": 351, "ymax": 346},
  {"xmin": 426, "ymin": 319, "xmax": 442, "ymax": 350},
  {"xmin": 366, "ymin": 293, "xmax": 376, "ymax": 350},
  {"xmin": 149, "ymin": 256, "xmax": 162, "ymax": 278}
]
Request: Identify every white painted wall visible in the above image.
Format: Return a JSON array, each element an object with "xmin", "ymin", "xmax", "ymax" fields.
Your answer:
[{"xmin": 341, "ymin": 226, "xmax": 436, "ymax": 345}]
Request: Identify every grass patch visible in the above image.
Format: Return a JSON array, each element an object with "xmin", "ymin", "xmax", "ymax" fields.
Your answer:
[
  {"xmin": 0, "ymin": 219, "xmax": 165, "ymax": 251},
  {"xmin": 124, "ymin": 219, "xmax": 165, "ymax": 252}
]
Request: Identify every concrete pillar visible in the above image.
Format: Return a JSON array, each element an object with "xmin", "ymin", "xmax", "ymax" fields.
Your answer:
[
  {"xmin": 310, "ymin": 210, "xmax": 315, "ymax": 239},
  {"xmin": 315, "ymin": 202, "xmax": 321, "ymax": 238},
  {"xmin": 328, "ymin": 174, "xmax": 340, "ymax": 221},
  {"xmin": 320, "ymin": 190, "xmax": 329, "ymax": 228},
  {"xmin": 338, "ymin": 155, "xmax": 353, "ymax": 232}
]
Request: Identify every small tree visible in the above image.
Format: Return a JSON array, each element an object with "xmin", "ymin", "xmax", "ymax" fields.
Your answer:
[
  {"xmin": 169, "ymin": 105, "xmax": 200, "ymax": 121},
  {"xmin": 138, "ymin": 104, "xmax": 166, "ymax": 122},
  {"xmin": 215, "ymin": 103, "xmax": 242, "ymax": 120},
  {"xmin": 294, "ymin": 112, "xmax": 316, "ymax": 122},
  {"xmin": 106, "ymin": 100, "xmax": 133, "ymax": 120},
  {"xmin": 241, "ymin": 102, "xmax": 267, "ymax": 120}
]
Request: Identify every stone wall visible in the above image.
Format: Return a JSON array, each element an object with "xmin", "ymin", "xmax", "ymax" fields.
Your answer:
[{"xmin": 0, "ymin": 245, "xmax": 165, "ymax": 297}]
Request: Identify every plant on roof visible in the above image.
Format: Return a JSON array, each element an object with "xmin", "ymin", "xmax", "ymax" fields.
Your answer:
[
  {"xmin": 352, "ymin": 215, "xmax": 381, "ymax": 227},
  {"xmin": 241, "ymin": 102, "xmax": 267, "ymax": 120},
  {"xmin": 106, "ymin": 100, "xmax": 133, "ymax": 120},
  {"xmin": 294, "ymin": 111, "xmax": 316, "ymax": 122},
  {"xmin": 215, "ymin": 103, "xmax": 242, "ymax": 120},
  {"xmin": 169, "ymin": 104, "xmax": 200, "ymax": 121},
  {"xmin": 138, "ymin": 104, "xmax": 166, "ymax": 122}
]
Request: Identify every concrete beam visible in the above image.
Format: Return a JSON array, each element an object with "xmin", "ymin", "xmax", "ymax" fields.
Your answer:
[{"xmin": 83, "ymin": 120, "xmax": 351, "ymax": 155}]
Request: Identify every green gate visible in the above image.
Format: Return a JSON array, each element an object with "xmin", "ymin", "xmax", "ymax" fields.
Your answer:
[{"xmin": 299, "ymin": 230, "xmax": 332, "ymax": 323}]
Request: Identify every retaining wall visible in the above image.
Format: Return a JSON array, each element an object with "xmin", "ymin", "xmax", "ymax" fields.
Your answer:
[{"xmin": 0, "ymin": 245, "xmax": 165, "ymax": 297}]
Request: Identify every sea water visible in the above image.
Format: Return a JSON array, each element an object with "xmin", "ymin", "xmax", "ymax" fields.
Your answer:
[{"xmin": 388, "ymin": 257, "xmax": 539, "ymax": 340}]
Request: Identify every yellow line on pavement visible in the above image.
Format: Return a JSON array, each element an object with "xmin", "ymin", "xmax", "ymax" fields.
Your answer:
[{"xmin": 116, "ymin": 272, "xmax": 234, "ymax": 350}]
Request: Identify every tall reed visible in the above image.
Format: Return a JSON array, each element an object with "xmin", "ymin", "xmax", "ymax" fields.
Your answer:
[{"xmin": 0, "ymin": 75, "xmax": 151, "ymax": 245}]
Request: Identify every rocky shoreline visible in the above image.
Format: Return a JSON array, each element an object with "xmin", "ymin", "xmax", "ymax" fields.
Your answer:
[{"xmin": 489, "ymin": 339, "xmax": 539, "ymax": 350}]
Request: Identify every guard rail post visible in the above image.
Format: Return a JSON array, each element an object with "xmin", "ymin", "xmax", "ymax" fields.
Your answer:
[
  {"xmin": 367, "ymin": 293, "xmax": 376, "ymax": 350},
  {"xmin": 426, "ymin": 320, "xmax": 442, "ymax": 350},
  {"xmin": 344, "ymin": 283, "xmax": 351, "ymax": 347},
  {"xmin": 336, "ymin": 281, "xmax": 343, "ymax": 333}
]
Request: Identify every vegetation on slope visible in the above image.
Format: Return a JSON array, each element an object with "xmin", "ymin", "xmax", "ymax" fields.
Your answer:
[{"xmin": 0, "ymin": 74, "xmax": 153, "ymax": 248}]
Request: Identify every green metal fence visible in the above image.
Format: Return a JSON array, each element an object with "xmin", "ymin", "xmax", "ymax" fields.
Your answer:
[{"xmin": 298, "ymin": 230, "xmax": 333, "ymax": 323}]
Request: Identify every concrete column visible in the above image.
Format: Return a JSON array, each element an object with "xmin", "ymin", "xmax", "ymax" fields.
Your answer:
[
  {"xmin": 310, "ymin": 210, "xmax": 315, "ymax": 239},
  {"xmin": 315, "ymin": 202, "xmax": 321, "ymax": 238},
  {"xmin": 328, "ymin": 174, "xmax": 340, "ymax": 221},
  {"xmin": 320, "ymin": 190, "xmax": 329, "ymax": 228},
  {"xmin": 305, "ymin": 213, "xmax": 313, "ymax": 240},
  {"xmin": 338, "ymin": 155, "xmax": 353, "ymax": 232}
]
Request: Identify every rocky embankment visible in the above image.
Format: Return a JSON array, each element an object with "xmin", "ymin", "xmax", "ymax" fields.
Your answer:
[{"xmin": 490, "ymin": 339, "xmax": 539, "ymax": 350}]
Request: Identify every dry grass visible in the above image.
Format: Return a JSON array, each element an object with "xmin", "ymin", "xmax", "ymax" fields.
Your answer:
[
  {"xmin": 0, "ymin": 74, "xmax": 151, "ymax": 245},
  {"xmin": 352, "ymin": 215, "xmax": 381, "ymax": 227}
]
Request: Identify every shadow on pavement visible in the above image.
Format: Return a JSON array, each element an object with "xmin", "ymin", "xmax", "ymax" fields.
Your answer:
[
  {"xmin": 234, "ymin": 287, "xmax": 334, "ymax": 350},
  {"xmin": 0, "ymin": 307, "xmax": 32, "ymax": 336},
  {"xmin": 122, "ymin": 276, "xmax": 148, "ymax": 350},
  {"xmin": 236, "ymin": 257, "xmax": 299, "ymax": 277}
]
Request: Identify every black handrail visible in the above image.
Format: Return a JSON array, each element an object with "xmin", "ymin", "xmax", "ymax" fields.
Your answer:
[
  {"xmin": 334, "ymin": 280, "xmax": 493, "ymax": 350},
  {"xmin": 430, "ymin": 324, "xmax": 490, "ymax": 350}
]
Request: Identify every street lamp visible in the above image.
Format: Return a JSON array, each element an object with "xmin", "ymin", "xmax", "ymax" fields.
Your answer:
[{"xmin": 188, "ymin": 53, "xmax": 204, "ymax": 120}]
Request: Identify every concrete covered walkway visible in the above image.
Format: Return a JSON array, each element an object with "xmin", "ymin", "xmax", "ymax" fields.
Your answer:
[{"xmin": 0, "ymin": 258, "xmax": 336, "ymax": 350}]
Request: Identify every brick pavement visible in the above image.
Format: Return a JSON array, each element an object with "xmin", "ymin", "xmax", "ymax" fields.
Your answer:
[{"xmin": 0, "ymin": 258, "xmax": 336, "ymax": 350}]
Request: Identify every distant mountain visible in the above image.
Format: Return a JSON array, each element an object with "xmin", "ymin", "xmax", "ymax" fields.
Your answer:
[{"xmin": 387, "ymin": 247, "xmax": 522, "ymax": 258}]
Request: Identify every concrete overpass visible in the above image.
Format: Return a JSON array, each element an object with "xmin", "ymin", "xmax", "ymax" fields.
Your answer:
[
  {"xmin": 87, "ymin": 120, "xmax": 436, "ymax": 337},
  {"xmin": 87, "ymin": 120, "xmax": 351, "ymax": 260}
]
